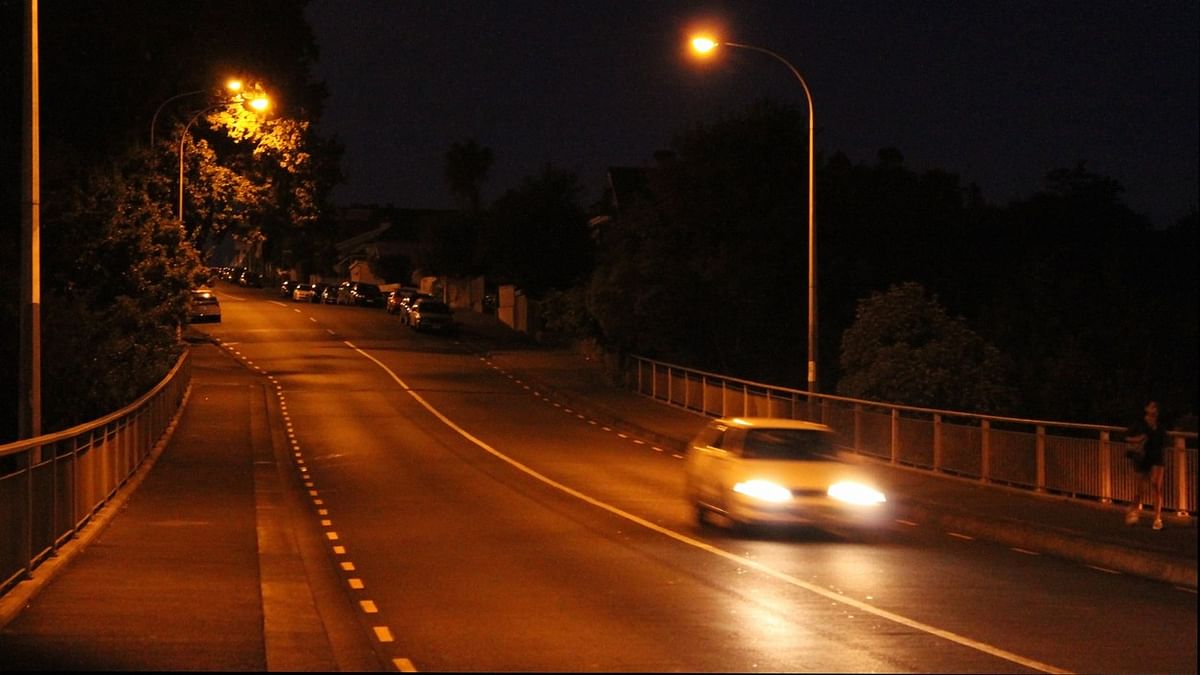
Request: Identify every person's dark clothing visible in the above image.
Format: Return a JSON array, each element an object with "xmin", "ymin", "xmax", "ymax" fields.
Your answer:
[{"xmin": 1127, "ymin": 417, "xmax": 1167, "ymax": 472}]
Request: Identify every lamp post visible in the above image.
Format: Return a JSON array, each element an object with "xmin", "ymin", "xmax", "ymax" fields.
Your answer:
[
  {"xmin": 176, "ymin": 91, "xmax": 269, "ymax": 224},
  {"xmin": 151, "ymin": 79, "xmax": 244, "ymax": 147},
  {"xmin": 691, "ymin": 36, "xmax": 819, "ymax": 396}
]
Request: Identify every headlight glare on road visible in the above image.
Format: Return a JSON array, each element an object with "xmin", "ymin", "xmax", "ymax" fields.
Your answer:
[
  {"xmin": 827, "ymin": 481, "xmax": 886, "ymax": 506},
  {"xmin": 733, "ymin": 480, "xmax": 792, "ymax": 503}
]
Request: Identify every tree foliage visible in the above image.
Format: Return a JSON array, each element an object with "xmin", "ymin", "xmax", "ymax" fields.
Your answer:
[
  {"xmin": 588, "ymin": 100, "xmax": 809, "ymax": 383},
  {"xmin": 483, "ymin": 164, "xmax": 592, "ymax": 296},
  {"xmin": 837, "ymin": 283, "xmax": 1019, "ymax": 414}
]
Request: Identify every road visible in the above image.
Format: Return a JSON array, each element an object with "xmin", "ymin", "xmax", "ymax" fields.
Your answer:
[{"xmin": 197, "ymin": 283, "xmax": 1197, "ymax": 673}]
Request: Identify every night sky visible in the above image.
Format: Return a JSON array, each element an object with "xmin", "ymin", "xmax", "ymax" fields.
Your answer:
[{"xmin": 304, "ymin": 1, "xmax": 1197, "ymax": 227}]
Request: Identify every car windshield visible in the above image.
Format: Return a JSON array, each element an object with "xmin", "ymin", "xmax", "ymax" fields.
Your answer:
[
  {"xmin": 417, "ymin": 301, "xmax": 449, "ymax": 313},
  {"xmin": 742, "ymin": 429, "xmax": 835, "ymax": 460},
  {"xmin": 191, "ymin": 292, "xmax": 217, "ymax": 305},
  {"xmin": 357, "ymin": 284, "xmax": 381, "ymax": 295}
]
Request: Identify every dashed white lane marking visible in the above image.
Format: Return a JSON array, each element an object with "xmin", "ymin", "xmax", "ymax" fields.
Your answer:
[
  {"xmin": 393, "ymin": 657, "xmax": 418, "ymax": 672},
  {"xmin": 895, "ymin": 519, "xmax": 919, "ymax": 526},
  {"xmin": 374, "ymin": 626, "xmax": 395, "ymax": 643},
  {"xmin": 1010, "ymin": 547, "xmax": 1041, "ymax": 556},
  {"xmin": 360, "ymin": 600, "xmax": 379, "ymax": 613},
  {"xmin": 946, "ymin": 532, "xmax": 975, "ymax": 541},
  {"xmin": 348, "ymin": 342, "xmax": 1069, "ymax": 675},
  {"xmin": 1086, "ymin": 565, "xmax": 1121, "ymax": 575},
  {"xmin": 348, "ymin": 578, "xmax": 365, "ymax": 589}
]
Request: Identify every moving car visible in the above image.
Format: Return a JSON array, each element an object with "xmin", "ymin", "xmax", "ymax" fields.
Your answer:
[
  {"xmin": 188, "ymin": 289, "xmax": 222, "ymax": 323},
  {"xmin": 407, "ymin": 298, "xmax": 455, "ymax": 333},
  {"xmin": 685, "ymin": 417, "xmax": 887, "ymax": 533}
]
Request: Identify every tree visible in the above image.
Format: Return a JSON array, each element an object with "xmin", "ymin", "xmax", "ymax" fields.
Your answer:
[
  {"xmin": 39, "ymin": 153, "xmax": 206, "ymax": 431},
  {"xmin": 483, "ymin": 164, "xmax": 592, "ymax": 296},
  {"xmin": 837, "ymin": 282, "xmax": 1019, "ymax": 414},
  {"xmin": 444, "ymin": 138, "xmax": 493, "ymax": 215},
  {"xmin": 587, "ymin": 99, "xmax": 809, "ymax": 383}
]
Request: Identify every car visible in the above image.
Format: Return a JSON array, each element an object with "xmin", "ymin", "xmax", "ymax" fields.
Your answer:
[
  {"xmin": 397, "ymin": 292, "xmax": 433, "ymax": 324},
  {"xmin": 280, "ymin": 280, "xmax": 298, "ymax": 298},
  {"xmin": 338, "ymin": 281, "xmax": 383, "ymax": 308},
  {"xmin": 386, "ymin": 286, "xmax": 421, "ymax": 315},
  {"xmin": 684, "ymin": 417, "xmax": 888, "ymax": 533},
  {"xmin": 292, "ymin": 283, "xmax": 316, "ymax": 302},
  {"xmin": 310, "ymin": 283, "xmax": 332, "ymax": 303},
  {"xmin": 407, "ymin": 298, "xmax": 456, "ymax": 333},
  {"xmin": 237, "ymin": 270, "xmax": 262, "ymax": 287},
  {"xmin": 188, "ymin": 289, "xmax": 222, "ymax": 323},
  {"xmin": 320, "ymin": 284, "xmax": 341, "ymax": 304}
]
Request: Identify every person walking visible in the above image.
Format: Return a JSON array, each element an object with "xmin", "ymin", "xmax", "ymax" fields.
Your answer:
[{"xmin": 1124, "ymin": 400, "xmax": 1168, "ymax": 530}]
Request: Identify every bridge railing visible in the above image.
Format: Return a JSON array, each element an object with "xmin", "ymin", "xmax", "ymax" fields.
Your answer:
[
  {"xmin": 0, "ymin": 350, "xmax": 192, "ymax": 597},
  {"xmin": 625, "ymin": 355, "xmax": 1197, "ymax": 515}
]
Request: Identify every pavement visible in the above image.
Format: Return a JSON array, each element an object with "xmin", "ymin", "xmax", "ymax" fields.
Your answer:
[{"xmin": 1, "ymin": 308, "xmax": 1195, "ymax": 671}]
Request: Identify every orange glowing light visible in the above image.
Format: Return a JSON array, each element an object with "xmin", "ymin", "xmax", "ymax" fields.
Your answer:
[{"xmin": 691, "ymin": 36, "xmax": 719, "ymax": 54}]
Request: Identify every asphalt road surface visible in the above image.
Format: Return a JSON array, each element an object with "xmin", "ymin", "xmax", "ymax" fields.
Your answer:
[{"xmin": 193, "ymin": 283, "xmax": 1197, "ymax": 673}]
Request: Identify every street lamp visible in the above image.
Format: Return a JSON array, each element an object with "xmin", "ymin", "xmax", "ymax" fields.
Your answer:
[
  {"xmin": 177, "ymin": 90, "xmax": 270, "ymax": 224},
  {"xmin": 150, "ymin": 78, "xmax": 244, "ymax": 147},
  {"xmin": 690, "ymin": 35, "xmax": 820, "ymax": 396}
]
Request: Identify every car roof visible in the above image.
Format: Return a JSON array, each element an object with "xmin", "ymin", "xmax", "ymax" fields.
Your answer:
[{"xmin": 713, "ymin": 417, "xmax": 833, "ymax": 433}]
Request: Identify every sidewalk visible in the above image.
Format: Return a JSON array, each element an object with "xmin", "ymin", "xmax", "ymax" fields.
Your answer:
[
  {"xmin": 0, "ymin": 339, "xmax": 379, "ymax": 671},
  {"xmin": 1, "ymin": 309, "xmax": 1195, "ymax": 670}
]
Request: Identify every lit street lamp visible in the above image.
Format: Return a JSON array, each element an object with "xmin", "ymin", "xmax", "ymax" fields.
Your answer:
[
  {"xmin": 690, "ymin": 35, "xmax": 820, "ymax": 395},
  {"xmin": 177, "ymin": 91, "xmax": 269, "ymax": 224},
  {"xmin": 150, "ymin": 78, "xmax": 244, "ymax": 147}
]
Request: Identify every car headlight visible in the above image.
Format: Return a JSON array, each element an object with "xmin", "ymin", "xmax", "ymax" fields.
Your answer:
[
  {"xmin": 733, "ymin": 480, "xmax": 792, "ymax": 503},
  {"xmin": 827, "ymin": 481, "xmax": 887, "ymax": 506}
]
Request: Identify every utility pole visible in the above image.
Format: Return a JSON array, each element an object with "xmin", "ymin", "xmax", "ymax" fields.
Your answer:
[{"xmin": 20, "ymin": 0, "xmax": 42, "ymax": 438}]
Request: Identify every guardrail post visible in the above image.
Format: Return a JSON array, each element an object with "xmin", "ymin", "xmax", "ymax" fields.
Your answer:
[
  {"xmin": 1099, "ymin": 430, "xmax": 1113, "ymax": 503},
  {"xmin": 1035, "ymin": 425, "xmax": 1046, "ymax": 492},
  {"xmin": 853, "ymin": 403, "xmax": 862, "ymax": 453},
  {"xmin": 981, "ymin": 419, "xmax": 991, "ymax": 483},
  {"xmin": 667, "ymin": 365, "xmax": 674, "ymax": 406},
  {"xmin": 933, "ymin": 413, "xmax": 943, "ymax": 471},
  {"xmin": 1174, "ymin": 435, "xmax": 1190, "ymax": 516},
  {"xmin": 890, "ymin": 408, "xmax": 899, "ymax": 464}
]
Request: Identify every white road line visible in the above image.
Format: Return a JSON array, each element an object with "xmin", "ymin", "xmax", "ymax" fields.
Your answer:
[
  {"xmin": 1010, "ymin": 547, "xmax": 1041, "ymax": 556},
  {"xmin": 1085, "ymin": 565, "xmax": 1121, "ymax": 575},
  {"xmin": 348, "ymin": 342, "xmax": 1070, "ymax": 675},
  {"xmin": 360, "ymin": 600, "xmax": 379, "ymax": 613},
  {"xmin": 393, "ymin": 657, "xmax": 418, "ymax": 672},
  {"xmin": 895, "ymin": 519, "xmax": 918, "ymax": 526},
  {"xmin": 946, "ymin": 532, "xmax": 975, "ymax": 540},
  {"xmin": 374, "ymin": 626, "xmax": 395, "ymax": 643}
]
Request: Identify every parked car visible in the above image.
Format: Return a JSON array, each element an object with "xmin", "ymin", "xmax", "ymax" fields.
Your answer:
[
  {"xmin": 311, "ymin": 283, "xmax": 332, "ymax": 304},
  {"xmin": 280, "ymin": 280, "xmax": 298, "ymax": 298},
  {"xmin": 386, "ymin": 286, "xmax": 421, "ymax": 315},
  {"xmin": 407, "ymin": 298, "xmax": 456, "ymax": 334},
  {"xmin": 237, "ymin": 270, "xmax": 263, "ymax": 287},
  {"xmin": 684, "ymin": 417, "xmax": 888, "ymax": 533},
  {"xmin": 188, "ymin": 289, "xmax": 222, "ymax": 323},
  {"xmin": 397, "ymin": 292, "xmax": 433, "ymax": 324},
  {"xmin": 320, "ymin": 284, "xmax": 341, "ymax": 304},
  {"xmin": 338, "ymin": 281, "xmax": 383, "ymax": 308},
  {"xmin": 292, "ymin": 283, "xmax": 316, "ymax": 302}
]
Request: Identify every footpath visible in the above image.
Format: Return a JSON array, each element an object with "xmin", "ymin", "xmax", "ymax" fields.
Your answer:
[{"xmin": 0, "ymin": 309, "xmax": 1195, "ymax": 671}]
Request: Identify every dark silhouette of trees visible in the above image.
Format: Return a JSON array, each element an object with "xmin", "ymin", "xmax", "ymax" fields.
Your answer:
[
  {"xmin": 0, "ymin": 0, "xmax": 338, "ymax": 439},
  {"xmin": 482, "ymin": 164, "xmax": 591, "ymax": 296},
  {"xmin": 838, "ymin": 282, "xmax": 1019, "ymax": 414}
]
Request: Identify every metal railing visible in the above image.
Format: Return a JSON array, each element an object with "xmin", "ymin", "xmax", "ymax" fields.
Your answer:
[
  {"xmin": 0, "ymin": 350, "xmax": 192, "ymax": 596},
  {"xmin": 625, "ymin": 355, "xmax": 1198, "ymax": 515}
]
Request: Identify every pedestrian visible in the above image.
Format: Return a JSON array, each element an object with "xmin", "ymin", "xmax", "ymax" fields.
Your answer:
[{"xmin": 1124, "ymin": 400, "xmax": 1168, "ymax": 530}]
